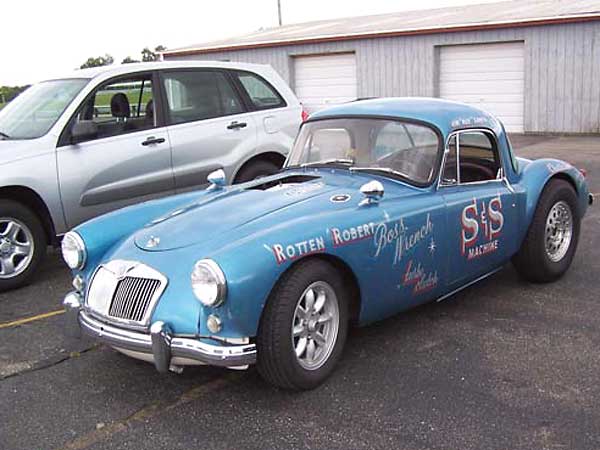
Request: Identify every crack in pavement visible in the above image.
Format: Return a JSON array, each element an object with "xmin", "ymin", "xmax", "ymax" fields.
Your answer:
[
  {"xmin": 56, "ymin": 372, "xmax": 243, "ymax": 450},
  {"xmin": 0, "ymin": 345, "xmax": 99, "ymax": 381}
]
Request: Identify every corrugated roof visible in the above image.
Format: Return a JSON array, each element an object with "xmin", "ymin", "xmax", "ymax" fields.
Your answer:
[{"xmin": 163, "ymin": 0, "xmax": 600, "ymax": 56}]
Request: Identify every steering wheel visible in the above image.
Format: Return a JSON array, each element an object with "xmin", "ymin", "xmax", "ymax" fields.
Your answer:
[{"xmin": 460, "ymin": 162, "xmax": 496, "ymax": 181}]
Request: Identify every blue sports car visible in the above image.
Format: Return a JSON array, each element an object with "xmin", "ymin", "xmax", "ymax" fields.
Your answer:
[{"xmin": 63, "ymin": 98, "xmax": 593, "ymax": 389}]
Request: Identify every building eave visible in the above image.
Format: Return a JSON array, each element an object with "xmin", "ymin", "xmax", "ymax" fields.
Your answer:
[{"xmin": 163, "ymin": 13, "xmax": 600, "ymax": 57}]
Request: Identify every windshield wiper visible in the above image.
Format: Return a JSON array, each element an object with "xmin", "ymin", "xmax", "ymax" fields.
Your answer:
[
  {"xmin": 300, "ymin": 158, "xmax": 354, "ymax": 168},
  {"xmin": 350, "ymin": 166, "xmax": 412, "ymax": 180},
  {"xmin": 0, "ymin": 131, "xmax": 10, "ymax": 139}
]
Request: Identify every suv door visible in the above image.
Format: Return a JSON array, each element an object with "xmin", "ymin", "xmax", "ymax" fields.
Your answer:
[
  {"xmin": 440, "ymin": 130, "xmax": 519, "ymax": 286},
  {"xmin": 159, "ymin": 69, "xmax": 256, "ymax": 192},
  {"xmin": 57, "ymin": 72, "xmax": 174, "ymax": 228}
]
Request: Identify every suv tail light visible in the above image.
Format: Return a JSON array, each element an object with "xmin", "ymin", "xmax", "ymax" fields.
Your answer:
[
  {"xmin": 579, "ymin": 168, "xmax": 587, "ymax": 178},
  {"xmin": 301, "ymin": 106, "xmax": 310, "ymax": 122}
]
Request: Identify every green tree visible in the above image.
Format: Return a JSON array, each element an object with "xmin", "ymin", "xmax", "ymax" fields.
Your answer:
[
  {"xmin": 141, "ymin": 45, "xmax": 166, "ymax": 62},
  {"xmin": 80, "ymin": 54, "xmax": 114, "ymax": 69},
  {"xmin": 121, "ymin": 56, "xmax": 140, "ymax": 64}
]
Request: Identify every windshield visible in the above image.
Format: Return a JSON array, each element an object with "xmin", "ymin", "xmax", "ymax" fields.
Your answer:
[
  {"xmin": 286, "ymin": 118, "xmax": 441, "ymax": 185},
  {"xmin": 0, "ymin": 78, "xmax": 89, "ymax": 140}
]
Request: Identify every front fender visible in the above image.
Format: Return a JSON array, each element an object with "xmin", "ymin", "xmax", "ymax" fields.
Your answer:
[{"xmin": 518, "ymin": 157, "xmax": 589, "ymax": 229}]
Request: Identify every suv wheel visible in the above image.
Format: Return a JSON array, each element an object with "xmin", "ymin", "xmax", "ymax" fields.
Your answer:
[
  {"xmin": 234, "ymin": 160, "xmax": 280, "ymax": 183},
  {"xmin": 0, "ymin": 200, "xmax": 47, "ymax": 291}
]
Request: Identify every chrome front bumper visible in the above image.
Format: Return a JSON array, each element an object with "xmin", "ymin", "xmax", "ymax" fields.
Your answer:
[{"xmin": 63, "ymin": 292, "xmax": 256, "ymax": 372}]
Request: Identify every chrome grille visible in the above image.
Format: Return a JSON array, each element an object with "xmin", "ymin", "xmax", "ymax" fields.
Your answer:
[{"xmin": 108, "ymin": 276, "xmax": 162, "ymax": 322}]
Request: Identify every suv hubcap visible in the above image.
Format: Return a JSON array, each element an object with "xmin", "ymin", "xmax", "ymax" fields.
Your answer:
[
  {"xmin": 0, "ymin": 218, "xmax": 34, "ymax": 279},
  {"xmin": 544, "ymin": 201, "xmax": 573, "ymax": 263},
  {"xmin": 292, "ymin": 281, "xmax": 340, "ymax": 370}
]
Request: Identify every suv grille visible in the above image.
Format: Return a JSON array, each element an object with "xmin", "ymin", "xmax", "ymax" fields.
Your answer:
[{"xmin": 108, "ymin": 276, "xmax": 162, "ymax": 322}]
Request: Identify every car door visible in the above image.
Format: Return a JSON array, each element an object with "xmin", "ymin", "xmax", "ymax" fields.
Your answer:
[
  {"xmin": 159, "ymin": 69, "xmax": 257, "ymax": 192},
  {"xmin": 440, "ymin": 129, "xmax": 519, "ymax": 287},
  {"xmin": 57, "ymin": 71, "xmax": 175, "ymax": 228}
]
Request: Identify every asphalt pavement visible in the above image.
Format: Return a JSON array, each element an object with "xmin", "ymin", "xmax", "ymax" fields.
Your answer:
[{"xmin": 1, "ymin": 135, "xmax": 599, "ymax": 450}]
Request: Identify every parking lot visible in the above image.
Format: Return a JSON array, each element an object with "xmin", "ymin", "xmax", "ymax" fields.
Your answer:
[{"xmin": 1, "ymin": 135, "xmax": 598, "ymax": 450}]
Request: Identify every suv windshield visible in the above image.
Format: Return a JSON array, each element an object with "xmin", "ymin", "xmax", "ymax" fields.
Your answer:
[
  {"xmin": 0, "ymin": 78, "xmax": 88, "ymax": 140},
  {"xmin": 286, "ymin": 118, "xmax": 441, "ymax": 186}
]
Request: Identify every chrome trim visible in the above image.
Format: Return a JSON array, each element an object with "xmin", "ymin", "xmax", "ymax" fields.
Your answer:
[
  {"xmin": 435, "ymin": 267, "xmax": 502, "ymax": 303},
  {"xmin": 589, "ymin": 193, "xmax": 594, "ymax": 206},
  {"xmin": 85, "ymin": 260, "xmax": 168, "ymax": 330},
  {"xmin": 63, "ymin": 291, "xmax": 82, "ymax": 338},
  {"xmin": 437, "ymin": 128, "xmax": 509, "ymax": 190},
  {"xmin": 72, "ymin": 309, "xmax": 256, "ymax": 369}
]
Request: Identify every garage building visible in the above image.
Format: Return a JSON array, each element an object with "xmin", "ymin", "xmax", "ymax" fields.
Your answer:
[{"xmin": 163, "ymin": 0, "xmax": 600, "ymax": 134}]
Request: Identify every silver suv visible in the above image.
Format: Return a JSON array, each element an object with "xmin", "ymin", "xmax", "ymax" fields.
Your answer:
[{"xmin": 0, "ymin": 61, "xmax": 302, "ymax": 290}]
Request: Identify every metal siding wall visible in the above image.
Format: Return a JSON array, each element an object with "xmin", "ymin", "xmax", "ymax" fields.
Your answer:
[{"xmin": 165, "ymin": 21, "xmax": 600, "ymax": 133}]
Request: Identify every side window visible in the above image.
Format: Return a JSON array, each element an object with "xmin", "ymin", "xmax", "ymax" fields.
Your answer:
[
  {"xmin": 442, "ymin": 135, "xmax": 458, "ymax": 184},
  {"xmin": 162, "ymin": 70, "xmax": 244, "ymax": 125},
  {"xmin": 73, "ymin": 76, "xmax": 155, "ymax": 143},
  {"xmin": 441, "ymin": 131, "xmax": 501, "ymax": 184},
  {"xmin": 234, "ymin": 71, "xmax": 285, "ymax": 110}
]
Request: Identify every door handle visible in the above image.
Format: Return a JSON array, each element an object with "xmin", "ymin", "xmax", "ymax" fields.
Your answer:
[
  {"xmin": 227, "ymin": 121, "xmax": 247, "ymax": 130},
  {"xmin": 142, "ymin": 136, "xmax": 166, "ymax": 146}
]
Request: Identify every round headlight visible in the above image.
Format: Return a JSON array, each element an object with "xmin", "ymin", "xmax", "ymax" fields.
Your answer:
[
  {"xmin": 61, "ymin": 232, "xmax": 86, "ymax": 270},
  {"xmin": 191, "ymin": 259, "xmax": 226, "ymax": 307}
]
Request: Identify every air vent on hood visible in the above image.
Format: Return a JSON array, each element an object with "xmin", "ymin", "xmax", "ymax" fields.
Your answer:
[{"xmin": 247, "ymin": 175, "xmax": 321, "ymax": 191}]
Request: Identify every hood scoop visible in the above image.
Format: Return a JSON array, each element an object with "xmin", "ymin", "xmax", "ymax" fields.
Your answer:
[{"xmin": 246, "ymin": 174, "xmax": 321, "ymax": 191}]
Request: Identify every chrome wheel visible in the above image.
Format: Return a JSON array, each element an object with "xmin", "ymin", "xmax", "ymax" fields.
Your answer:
[
  {"xmin": 292, "ymin": 281, "xmax": 340, "ymax": 371},
  {"xmin": 544, "ymin": 201, "xmax": 573, "ymax": 263},
  {"xmin": 0, "ymin": 218, "xmax": 35, "ymax": 279}
]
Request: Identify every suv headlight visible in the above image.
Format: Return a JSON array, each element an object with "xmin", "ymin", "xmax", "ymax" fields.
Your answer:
[
  {"xmin": 191, "ymin": 259, "xmax": 227, "ymax": 307},
  {"xmin": 61, "ymin": 232, "xmax": 87, "ymax": 270}
]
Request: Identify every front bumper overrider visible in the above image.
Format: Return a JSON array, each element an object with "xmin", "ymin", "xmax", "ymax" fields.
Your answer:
[{"xmin": 63, "ymin": 292, "xmax": 256, "ymax": 372}]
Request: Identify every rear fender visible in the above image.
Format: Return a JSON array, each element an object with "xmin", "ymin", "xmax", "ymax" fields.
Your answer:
[{"xmin": 518, "ymin": 157, "xmax": 589, "ymax": 229}]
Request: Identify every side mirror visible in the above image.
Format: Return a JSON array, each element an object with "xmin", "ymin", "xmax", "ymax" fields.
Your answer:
[
  {"xmin": 207, "ymin": 168, "xmax": 227, "ymax": 190},
  {"xmin": 70, "ymin": 120, "xmax": 98, "ymax": 144},
  {"xmin": 359, "ymin": 180, "xmax": 384, "ymax": 206}
]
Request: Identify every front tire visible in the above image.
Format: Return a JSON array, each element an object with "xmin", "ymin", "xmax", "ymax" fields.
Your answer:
[
  {"xmin": 234, "ymin": 160, "xmax": 279, "ymax": 183},
  {"xmin": 0, "ymin": 199, "xmax": 47, "ymax": 292},
  {"xmin": 512, "ymin": 179, "xmax": 580, "ymax": 282},
  {"xmin": 257, "ymin": 259, "xmax": 349, "ymax": 390}
]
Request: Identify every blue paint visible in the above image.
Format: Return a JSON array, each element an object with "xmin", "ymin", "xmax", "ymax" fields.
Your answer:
[{"xmin": 70, "ymin": 99, "xmax": 591, "ymax": 342}]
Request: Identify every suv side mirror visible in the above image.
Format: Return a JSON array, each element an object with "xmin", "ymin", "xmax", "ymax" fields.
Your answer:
[{"xmin": 70, "ymin": 120, "xmax": 98, "ymax": 144}]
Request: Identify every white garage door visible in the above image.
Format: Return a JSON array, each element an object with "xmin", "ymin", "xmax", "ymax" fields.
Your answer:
[
  {"xmin": 439, "ymin": 42, "xmax": 525, "ymax": 132},
  {"xmin": 294, "ymin": 53, "xmax": 357, "ymax": 113}
]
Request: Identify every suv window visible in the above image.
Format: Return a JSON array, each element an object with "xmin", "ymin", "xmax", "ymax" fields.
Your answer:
[
  {"xmin": 442, "ymin": 130, "xmax": 501, "ymax": 184},
  {"xmin": 72, "ymin": 75, "xmax": 155, "ymax": 142},
  {"xmin": 234, "ymin": 71, "xmax": 285, "ymax": 110},
  {"xmin": 162, "ymin": 70, "xmax": 244, "ymax": 125}
]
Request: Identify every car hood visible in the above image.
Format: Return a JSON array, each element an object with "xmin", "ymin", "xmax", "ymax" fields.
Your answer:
[
  {"xmin": 133, "ymin": 170, "xmax": 421, "ymax": 252},
  {"xmin": 134, "ymin": 172, "xmax": 341, "ymax": 251}
]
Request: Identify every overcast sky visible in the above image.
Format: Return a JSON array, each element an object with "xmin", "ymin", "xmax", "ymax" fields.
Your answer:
[{"xmin": 1, "ymin": 0, "xmax": 500, "ymax": 86}]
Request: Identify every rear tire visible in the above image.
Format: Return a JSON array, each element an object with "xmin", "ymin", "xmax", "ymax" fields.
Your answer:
[
  {"xmin": 512, "ymin": 179, "xmax": 580, "ymax": 283},
  {"xmin": 0, "ymin": 199, "xmax": 47, "ymax": 292},
  {"xmin": 257, "ymin": 259, "xmax": 349, "ymax": 390},
  {"xmin": 234, "ymin": 160, "xmax": 279, "ymax": 183}
]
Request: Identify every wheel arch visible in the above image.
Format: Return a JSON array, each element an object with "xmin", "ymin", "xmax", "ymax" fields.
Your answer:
[
  {"xmin": 0, "ymin": 186, "xmax": 57, "ymax": 244},
  {"xmin": 273, "ymin": 253, "xmax": 362, "ymax": 324},
  {"xmin": 232, "ymin": 151, "xmax": 287, "ymax": 183}
]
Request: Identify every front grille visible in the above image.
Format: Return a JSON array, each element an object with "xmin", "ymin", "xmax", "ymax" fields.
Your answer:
[{"xmin": 108, "ymin": 276, "xmax": 162, "ymax": 322}]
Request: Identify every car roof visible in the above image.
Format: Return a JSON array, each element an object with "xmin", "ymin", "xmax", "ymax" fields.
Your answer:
[
  {"xmin": 307, "ymin": 97, "xmax": 504, "ymax": 137},
  {"xmin": 44, "ymin": 60, "xmax": 274, "ymax": 82}
]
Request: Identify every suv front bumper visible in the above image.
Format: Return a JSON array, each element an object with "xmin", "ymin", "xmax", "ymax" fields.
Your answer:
[{"xmin": 63, "ymin": 292, "xmax": 256, "ymax": 372}]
